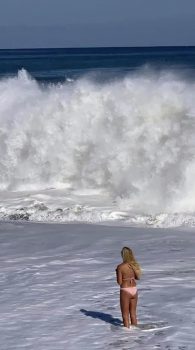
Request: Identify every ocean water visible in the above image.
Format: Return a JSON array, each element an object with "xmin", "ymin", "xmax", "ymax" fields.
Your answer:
[
  {"xmin": 1, "ymin": 222, "xmax": 195, "ymax": 350},
  {"xmin": 1, "ymin": 46, "xmax": 195, "ymax": 227}
]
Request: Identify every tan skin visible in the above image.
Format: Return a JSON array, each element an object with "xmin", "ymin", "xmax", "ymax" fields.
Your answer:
[{"xmin": 116, "ymin": 262, "xmax": 138, "ymax": 328}]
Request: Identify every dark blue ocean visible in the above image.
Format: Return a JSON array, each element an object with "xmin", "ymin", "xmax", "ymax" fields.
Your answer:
[{"xmin": 1, "ymin": 46, "xmax": 195, "ymax": 81}]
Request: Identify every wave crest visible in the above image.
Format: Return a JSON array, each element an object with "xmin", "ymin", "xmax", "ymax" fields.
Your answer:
[{"xmin": 1, "ymin": 69, "xmax": 195, "ymax": 217}]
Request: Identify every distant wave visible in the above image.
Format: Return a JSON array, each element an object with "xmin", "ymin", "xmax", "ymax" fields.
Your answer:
[{"xmin": 1, "ymin": 69, "xmax": 195, "ymax": 225}]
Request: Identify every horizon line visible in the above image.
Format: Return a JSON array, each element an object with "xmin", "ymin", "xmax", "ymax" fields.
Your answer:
[{"xmin": 0, "ymin": 45, "xmax": 195, "ymax": 51}]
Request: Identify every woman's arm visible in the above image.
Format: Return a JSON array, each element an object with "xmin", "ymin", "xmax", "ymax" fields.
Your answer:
[
  {"xmin": 133, "ymin": 267, "xmax": 141, "ymax": 280},
  {"xmin": 130, "ymin": 263, "xmax": 141, "ymax": 280},
  {"xmin": 116, "ymin": 266, "xmax": 122, "ymax": 285}
]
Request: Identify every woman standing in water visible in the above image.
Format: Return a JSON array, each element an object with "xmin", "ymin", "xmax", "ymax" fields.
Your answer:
[{"xmin": 116, "ymin": 247, "xmax": 142, "ymax": 328}]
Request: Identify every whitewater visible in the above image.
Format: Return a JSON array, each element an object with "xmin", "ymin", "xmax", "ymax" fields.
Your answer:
[
  {"xmin": 1, "ymin": 48, "xmax": 195, "ymax": 350},
  {"xmin": 1, "ymin": 68, "xmax": 195, "ymax": 227},
  {"xmin": 1, "ymin": 222, "xmax": 195, "ymax": 350}
]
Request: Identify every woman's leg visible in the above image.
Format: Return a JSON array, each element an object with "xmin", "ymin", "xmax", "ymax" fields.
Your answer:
[
  {"xmin": 129, "ymin": 293, "xmax": 138, "ymax": 325},
  {"xmin": 120, "ymin": 290, "xmax": 130, "ymax": 328}
]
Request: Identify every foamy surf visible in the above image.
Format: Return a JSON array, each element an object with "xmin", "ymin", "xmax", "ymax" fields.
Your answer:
[
  {"xmin": 1, "ymin": 222, "xmax": 195, "ymax": 349},
  {"xmin": 1, "ymin": 69, "xmax": 195, "ymax": 227}
]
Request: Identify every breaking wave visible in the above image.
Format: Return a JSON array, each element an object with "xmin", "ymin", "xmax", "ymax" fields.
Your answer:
[{"xmin": 1, "ymin": 68, "xmax": 195, "ymax": 226}]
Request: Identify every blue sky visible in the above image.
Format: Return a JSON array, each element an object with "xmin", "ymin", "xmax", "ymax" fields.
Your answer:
[{"xmin": 0, "ymin": 0, "xmax": 195, "ymax": 48}]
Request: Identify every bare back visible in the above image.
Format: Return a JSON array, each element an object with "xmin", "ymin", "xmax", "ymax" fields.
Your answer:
[{"xmin": 116, "ymin": 263, "xmax": 136, "ymax": 288}]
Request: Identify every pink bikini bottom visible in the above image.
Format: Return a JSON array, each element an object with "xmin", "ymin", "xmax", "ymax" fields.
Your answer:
[{"xmin": 120, "ymin": 287, "xmax": 137, "ymax": 296}]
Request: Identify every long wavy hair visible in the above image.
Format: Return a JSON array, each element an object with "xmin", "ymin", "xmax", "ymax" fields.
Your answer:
[{"xmin": 121, "ymin": 246, "xmax": 142, "ymax": 279}]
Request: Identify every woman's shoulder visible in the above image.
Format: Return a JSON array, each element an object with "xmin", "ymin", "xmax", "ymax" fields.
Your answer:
[{"xmin": 116, "ymin": 262, "xmax": 125, "ymax": 271}]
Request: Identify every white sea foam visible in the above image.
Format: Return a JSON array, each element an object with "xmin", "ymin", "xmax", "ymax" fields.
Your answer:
[
  {"xmin": 1, "ymin": 69, "xmax": 195, "ymax": 226},
  {"xmin": 1, "ymin": 222, "xmax": 195, "ymax": 349}
]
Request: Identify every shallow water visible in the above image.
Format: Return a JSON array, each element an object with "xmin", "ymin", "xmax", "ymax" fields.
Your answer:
[{"xmin": 0, "ymin": 222, "xmax": 195, "ymax": 349}]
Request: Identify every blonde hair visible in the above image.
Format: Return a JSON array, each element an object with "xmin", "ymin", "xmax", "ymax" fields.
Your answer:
[{"xmin": 121, "ymin": 246, "xmax": 142, "ymax": 279}]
